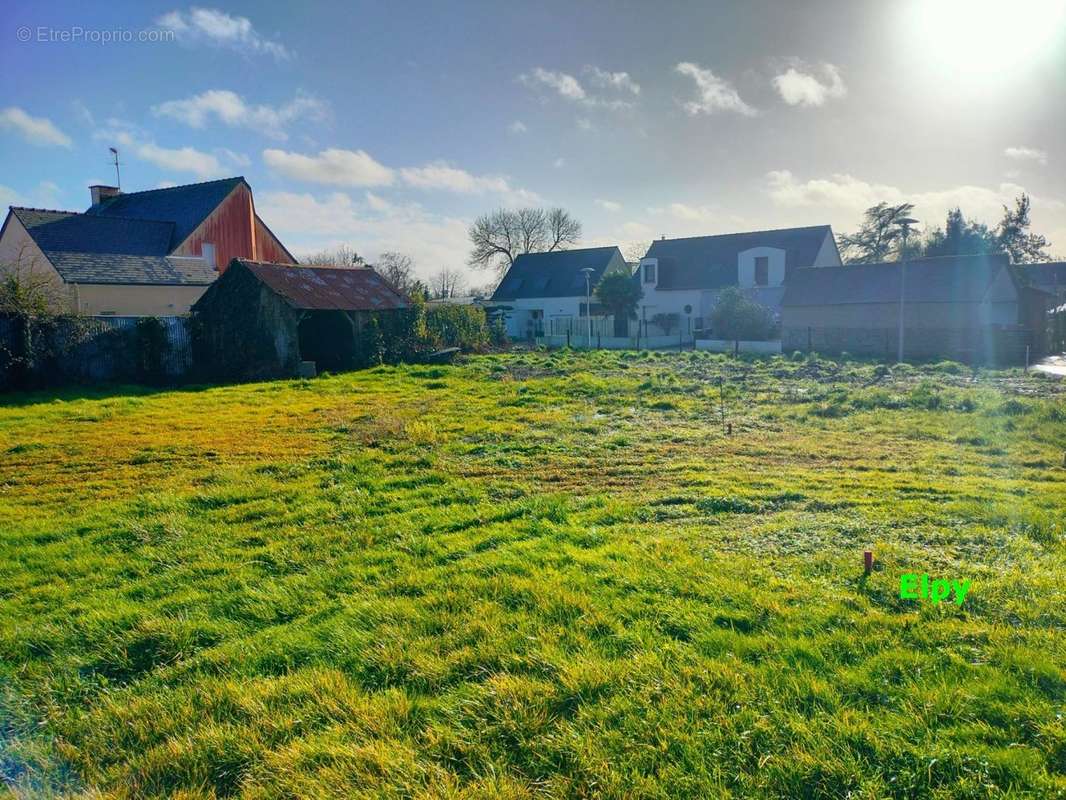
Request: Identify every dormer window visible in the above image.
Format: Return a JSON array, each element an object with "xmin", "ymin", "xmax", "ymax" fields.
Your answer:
[
  {"xmin": 754, "ymin": 256, "xmax": 769, "ymax": 286},
  {"xmin": 643, "ymin": 262, "xmax": 656, "ymax": 284}
]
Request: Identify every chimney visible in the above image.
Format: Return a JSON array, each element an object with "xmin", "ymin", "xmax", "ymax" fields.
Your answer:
[
  {"xmin": 201, "ymin": 243, "xmax": 217, "ymax": 269},
  {"xmin": 90, "ymin": 185, "xmax": 120, "ymax": 206}
]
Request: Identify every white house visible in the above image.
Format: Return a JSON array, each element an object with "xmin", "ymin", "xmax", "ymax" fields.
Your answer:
[
  {"xmin": 489, "ymin": 246, "xmax": 629, "ymax": 339},
  {"xmin": 635, "ymin": 225, "xmax": 841, "ymax": 335}
]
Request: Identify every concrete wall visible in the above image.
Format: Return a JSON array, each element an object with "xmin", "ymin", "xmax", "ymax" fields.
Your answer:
[
  {"xmin": 781, "ymin": 299, "xmax": 1030, "ymax": 362},
  {"xmin": 783, "ymin": 300, "xmax": 1020, "ymax": 332},
  {"xmin": 73, "ymin": 283, "xmax": 210, "ymax": 316}
]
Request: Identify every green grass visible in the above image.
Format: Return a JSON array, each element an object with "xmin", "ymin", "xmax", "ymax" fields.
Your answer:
[{"xmin": 1, "ymin": 350, "xmax": 1064, "ymax": 799}]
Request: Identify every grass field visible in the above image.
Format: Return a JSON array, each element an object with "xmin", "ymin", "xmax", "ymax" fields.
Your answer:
[{"xmin": 1, "ymin": 350, "xmax": 1064, "ymax": 799}]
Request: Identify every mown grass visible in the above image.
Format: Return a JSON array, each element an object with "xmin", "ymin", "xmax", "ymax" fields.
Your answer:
[{"xmin": 1, "ymin": 350, "xmax": 1064, "ymax": 799}]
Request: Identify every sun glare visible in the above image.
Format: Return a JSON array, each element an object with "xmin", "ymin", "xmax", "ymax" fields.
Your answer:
[{"xmin": 911, "ymin": 0, "xmax": 1066, "ymax": 77}]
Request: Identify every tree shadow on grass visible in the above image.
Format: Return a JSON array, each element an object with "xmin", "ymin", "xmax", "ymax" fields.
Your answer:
[{"xmin": 0, "ymin": 380, "xmax": 221, "ymax": 408}]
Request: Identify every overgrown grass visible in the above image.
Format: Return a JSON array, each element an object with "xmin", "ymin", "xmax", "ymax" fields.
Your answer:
[{"xmin": 1, "ymin": 351, "xmax": 1064, "ymax": 798}]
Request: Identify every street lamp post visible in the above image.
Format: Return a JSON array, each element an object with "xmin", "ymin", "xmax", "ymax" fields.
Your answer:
[
  {"xmin": 580, "ymin": 267, "xmax": 595, "ymax": 349},
  {"xmin": 895, "ymin": 217, "xmax": 919, "ymax": 363}
]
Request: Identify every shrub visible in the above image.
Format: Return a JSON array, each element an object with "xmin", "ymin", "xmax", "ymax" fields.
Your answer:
[
  {"xmin": 423, "ymin": 304, "xmax": 490, "ymax": 352},
  {"xmin": 709, "ymin": 287, "xmax": 775, "ymax": 341},
  {"xmin": 135, "ymin": 317, "xmax": 169, "ymax": 384}
]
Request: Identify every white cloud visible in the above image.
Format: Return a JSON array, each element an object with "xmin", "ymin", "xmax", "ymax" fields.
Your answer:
[
  {"xmin": 595, "ymin": 198, "xmax": 622, "ymax": 212},
  {"xmin": 675, "ymin": 63, "xmax": 756, "ymax": 116},
  {"xmin": 765, "ymin": 169, "xmax": 1065, "ymax": 233},
  {"xmin": 399, "ymin": 162, "xmax": 511, "ymax": 194},
  {"xmin": 508, "ymin": 120, "xmax": 528, "ymax": 134},
  {"xmin": 577, "ymin": 118, "xmax": 594, "ymax": 131},
  {"xmin": 364, "ymin": 191, "xmax": 392, "ymax": 211},
  {"xmin": 91, "ymin": 118, "xmax": 236, "ymax": 179},
  {"xmin": 256, "ymin": 189, "xmax": 473, "ymax": 280},
  {"xmin": 663, "ymin": 202, "xmax": 718, "ymax": 222},
  {"xmin": 215, "ymin": 147, "xmax": 251, "ymax": 167},
  {"xmin": 772, "ymin": 64, "xmax": 846, "ymax": 107},
  {"xmin": 519, "ymin": 66, "xmax": 636, "ymax": 110},
  {"xmin": 263, "ymin": 147, "xmax": 395, "ymax": 187},
  {"xmin": 553, "ymin": 157, "xmax": 566, "ymax": 169},
  {"xmin": 0, "ymin": 181, "xmax": 65, "ymax": 208},
  {"xmin": 1004, "ymin": 146, "xmax": 1048, "ymax": 165},
  {"xmin": 0, "ymin": 107, "xmax": 72, "ymax": 147},
  {"xmin": 0, "ymin": 185, "xmax": 22, "ymax": 207},
  {"xmin": 585, "ymin": 66, "xmax": 640, "ymax": 95},
  {"xmin": 136, "ymin": 142, "xmax": 226, "ymax": 178},
  {"xmin": 263, "ymin": 148, "xmax": 540, "ymax": 203},
  {"xmin": 152, "ymin": 89, "xmax": 327, "ymax": 140},
  {"xmin": 71, "ymin": 99, "xmax": 95, "ymax": 128},
  {"xmin": 520, "ymin": 67, "xmax": 586, "ymax": 100},
  {"xmin": 157, "ymin": 7, "xmax": 290, "ymax": 60}
]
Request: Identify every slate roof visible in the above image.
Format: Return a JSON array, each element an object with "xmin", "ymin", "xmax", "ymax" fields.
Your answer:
[
  {"xmin": 491, "ymin": 246, "xmax": 623, "ymax": 301},
  {"xmin": 1020, "ymin": 261, "xmax": 1066, "ymax": 291},
  {"xmin": 236, "ymin": 259, "xmax": 410, "ymax": 311},
  {"xmin": 782, "ymin": 253, "xmax": 1013, "ymax": 307},
  {"xmin": 9, "ymin": 207, "xmax": 216, "ymax": 285},
  {"xmin": 44, "ymin": 253, "xmax": 217, "ymax": 285},
  {"xmin": 642, "ymin": 226, "xmax": 834, "ymax": 290},
  {"xmin": 12, "ymin": 208, "xmax": 174, "ymax": 255},
  {"xmin": 84, "ymin": 177, "xmax": 244, "ymax": 248}
]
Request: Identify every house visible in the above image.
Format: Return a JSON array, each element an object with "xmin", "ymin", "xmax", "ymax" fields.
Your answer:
[
  {"xmin": 1020, "ymin": 261, "xmax": 1066, "ymax": 300},
  {"xmin": 1018, "ymin": 261, "xmax": 1066, "ymax": 353},
  {"xmin": 0, "ymin": 177, "xmax": 295, "ymax": 317},
  {"xmin": 489, "ymin": 246, "xmax": 629, "ymax": 339},
  {"xmin": 634, "ymin": 225, "xmax": 840, "ymax": 335},
  {"xmin": 191, "ymin": 258, "xmax": 410, "ymax": 379},
  {"xmin": 780, "ymin": 253, "xmax": 1052, "ymax": 363}
]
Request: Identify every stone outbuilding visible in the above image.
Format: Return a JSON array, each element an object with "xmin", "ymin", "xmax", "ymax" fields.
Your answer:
[{"xmin": 191, "ymin": 258, "xmax": 410, "ymax": 379}]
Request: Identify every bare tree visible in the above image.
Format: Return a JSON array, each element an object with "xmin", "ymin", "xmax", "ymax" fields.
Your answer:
[
  {"xmin": 374, "ymin": 251, "xmax": 416, "ymax": 294},
  {"xmin": 546, "ymin": 207, "xmax": 582, "ymax": 251},
  {"xmin": 0, "ymin": 242, "xmax": 66, "ymax": 315},
  {"xmin": 429, "ymin": 267, "xmax": 469, "ymax": 299},
  {"xmin": 467, "ymin": 207, "xmax": 582, "ymax": 275},
  {"xmin": 623, "ymin": 240, "xmax": 651, "ymax": 264},
  {"xmin": 301, "ymin": 244, "xmax": 365, "ymax": 267}
]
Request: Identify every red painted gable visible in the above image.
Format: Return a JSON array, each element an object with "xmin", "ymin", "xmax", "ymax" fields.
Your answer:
[{"xmin": 173, "ymin": 182, "xmax": 295, "ymax": 271}]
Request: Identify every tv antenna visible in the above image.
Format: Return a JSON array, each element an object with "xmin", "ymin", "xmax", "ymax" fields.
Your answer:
[{"xmin": 109, "ymin": 147, "xmax": 121, "ymax": 189}]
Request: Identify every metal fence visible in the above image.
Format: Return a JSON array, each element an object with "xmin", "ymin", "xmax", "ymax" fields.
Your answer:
[{"xmin": 91, "ymin": 316, "xmax": 193, "ymax": 377}]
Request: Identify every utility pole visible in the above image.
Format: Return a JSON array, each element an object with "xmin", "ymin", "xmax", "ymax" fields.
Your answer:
[
  {"xmin": 580, "ymin": 267, "xmax": 595, "ymax": 349},
  {"xmin": 896, "ymin": 217, "xmax": 919, "ymax": 363}
]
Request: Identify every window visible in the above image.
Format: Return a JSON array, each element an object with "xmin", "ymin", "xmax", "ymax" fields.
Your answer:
[
  {"xmin": 643, "ymin": 262, "xmax": 656, "ymax": 284},
  {"xmin": 754, "ymin": 256, "xmax": 769, "ymax": 286}
]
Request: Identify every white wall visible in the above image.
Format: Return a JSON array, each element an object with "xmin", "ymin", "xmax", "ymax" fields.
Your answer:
[
  {"xmin": 812, "ymin": 230, "xmax": 843, "ymax": 267},
  {"xmin": 494, "ymin": 295, "xmax": 587, "ymax": 339},
  {"xmin": 738, "ymin": 247, "xmax": 786, "ymax": 288}
]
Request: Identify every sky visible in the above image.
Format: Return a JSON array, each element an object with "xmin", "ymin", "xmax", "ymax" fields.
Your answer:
[{"xmin": 1, "ymin": 0, "xmax": 1064, "ymax": 287}]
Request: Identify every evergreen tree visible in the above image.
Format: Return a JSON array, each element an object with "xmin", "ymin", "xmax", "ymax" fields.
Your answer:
[{"xmin": 997, "ymin": 194, "xmax": 1051, "ymax": 263}]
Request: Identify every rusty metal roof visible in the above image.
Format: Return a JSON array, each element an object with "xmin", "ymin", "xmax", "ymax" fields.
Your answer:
[{"xmin": 237, "ymin": 259, "xmax": 410, "ymax": 311}]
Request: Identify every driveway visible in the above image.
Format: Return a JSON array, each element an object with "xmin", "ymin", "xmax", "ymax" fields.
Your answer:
[{"xmin": 1034, "ymin": 354, "xmax": 1066, "ymax": 377}]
